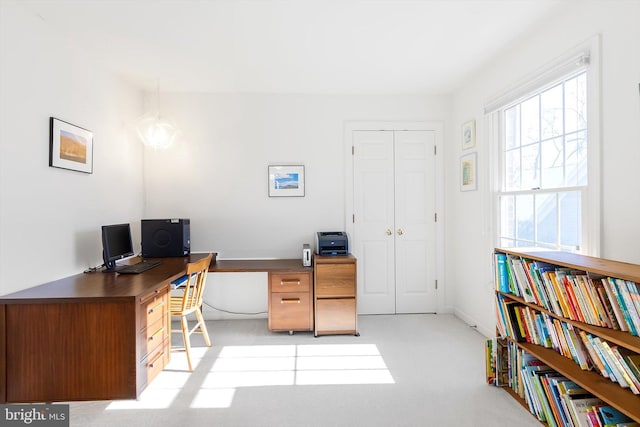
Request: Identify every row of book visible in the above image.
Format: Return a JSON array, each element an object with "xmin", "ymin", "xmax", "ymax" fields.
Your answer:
[
  {"xmin": 496, "ymin": 294, "xmax": 640, "ymax": 394},
  {"xmin": 495, "ymin": 252, "xmax": 640, "ymax": 336},
  {"xmin": 486, "ymin": 338, "xmax": 640, "ymax": 427}
]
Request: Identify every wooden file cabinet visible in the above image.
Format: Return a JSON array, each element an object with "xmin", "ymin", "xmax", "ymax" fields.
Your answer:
[
  {"xmin": 313, "ymin": 255, "xmax": 358, "ymax": 337},
  {"xmin": 268, "ymin": 271, "xmax": 313, "ymax": 333}
]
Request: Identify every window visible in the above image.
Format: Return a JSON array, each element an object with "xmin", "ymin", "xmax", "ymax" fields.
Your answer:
[{"xmin": 497, "ymin": 70, "xmax": 590, "ymax": 251}]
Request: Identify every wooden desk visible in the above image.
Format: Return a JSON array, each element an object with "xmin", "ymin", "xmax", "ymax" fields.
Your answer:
[
  {"xmin": 0, "ymin": 254, "xmax": 209, "ymax": 403},
  {"xmin": 209, "ymin": 259, "xmax": 314, "ymax": 333}
]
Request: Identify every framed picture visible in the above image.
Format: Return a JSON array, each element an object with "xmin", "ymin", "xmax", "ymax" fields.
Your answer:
[
  {"xmin": 268, "ymin": 165, "xmax": 305, "ymax": 197},
  {"xmin": 49, "ymin": 117, "xmax": 93, "ymax": 173},
  {"xmin": 460, "ymin": 152, "xmax": 477, "ymax": 191},
  {"xmin": 462, "ymin": 119, "xmax": 476, "ymax": 150}
]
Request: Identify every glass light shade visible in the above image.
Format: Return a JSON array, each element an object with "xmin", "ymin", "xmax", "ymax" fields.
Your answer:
[{"xmin": 135, "ymin": 113, "xmax": 179, "ymax": 150}]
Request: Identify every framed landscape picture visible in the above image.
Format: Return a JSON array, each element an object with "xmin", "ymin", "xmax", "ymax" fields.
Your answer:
[
  {"xmin": 49, "ymin": 117, "xmax": 94, "ymax": 173},
  {"xmin": 268, "ymin": 165, "xmax": 305, "ymax": 197}
]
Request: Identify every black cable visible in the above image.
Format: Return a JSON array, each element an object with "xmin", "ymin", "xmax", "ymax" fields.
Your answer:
[{"xmin": 202, "ymin": 300, "xmax": 267, "ymax": 316}]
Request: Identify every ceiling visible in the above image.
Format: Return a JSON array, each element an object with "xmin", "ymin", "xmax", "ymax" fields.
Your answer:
[{"xmin": 18, "ymin": 0, "xmax": 566, "ymax": 94}]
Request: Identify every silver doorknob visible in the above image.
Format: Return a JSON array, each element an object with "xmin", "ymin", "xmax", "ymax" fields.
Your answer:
[
  {"xmin": 386, "ymin": 229, "xmax": 392, "ymax": 236},
  {"xmin": 397, "ymin": 229, "xmax": 404, "ymax": 235}
]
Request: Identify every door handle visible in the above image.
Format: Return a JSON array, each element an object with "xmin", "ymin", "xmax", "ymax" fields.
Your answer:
[
  {"xmin": 386, "ymin": 229, "xmax": 392, "ymax": 236},
  {"xmin": 397, "ymin": 229, "xmax": 404, "ymax": 236}
]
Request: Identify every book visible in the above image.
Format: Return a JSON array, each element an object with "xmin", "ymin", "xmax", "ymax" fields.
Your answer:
[
  {"xmin": 616, "ymin": 278, "xmax": 640, "ymax": 335},
  {"xmin": 525, "ymin": 258, "xmax": 552, "ymax": 309},
  {"xmin": 566, "ymin": 396, "xmax": 605, "ymax": 427},
  {"xmin": 623, "ymin": 352, "xmax": 640, "ymax": 383},
  {"xmin": 602, "ymin": 278, "xmax": 628, "ymax": 332},
  {"xmin": 486, "ymin": 338, "xmax": 496, "ymax": 385},
  {"xmin": 597, "ymin": 405, "xmax": 634, "ymax": 426},
  {"xmin": 608, "ymin": 277, "xmax": 638, "ymax": 335},
  {"xmin": 495, "ymin": 253, "xmax": 510, "ymax": 293},
  {"xmin": 625, "ymin": 280, "xmax": 640, "ymax": 331},
  {"xmin": 579, "ymin": 330, "xmax": 607, "ymax": 376},
  {"xmin": 596, "ymin": 338, "xmax": 630, "ymax": 388},
  {"xmin": 586, "ymin": 405, "xmax": 604, "ymax": 427},
  {"xmin": 536, "ymin": 262, "xmax": 564, "ymax": 315},
  {"xmin": 509, "ymin": 255, "xmax": 537, "ymax": 303},
  {"xmin": 611, "ymin": 346, "xmax": 640, "ymax": 394},
  {"xmin": 593, "ymin": 279, "xmax": 619, "ymax": 329}
]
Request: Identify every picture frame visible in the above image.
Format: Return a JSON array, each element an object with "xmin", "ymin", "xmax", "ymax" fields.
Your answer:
[
  {"xmin": 268, "ymin": 165, "xmax": 305, "ymax": 197},
  {"xmin": 461, "ymin": 119, "xmax": 476, "ymax": 150},
  {"xmin": 49, "ymin": 117, "xmax": 93, "ymax": 173},
  {"xmin": 460, "ymin": 152, "xmax": 477, "ymax": 191}
]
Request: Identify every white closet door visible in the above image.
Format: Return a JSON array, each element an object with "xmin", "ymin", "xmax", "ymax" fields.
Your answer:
[
  {"xmin": 394, "ymin": 130, "xmax": 437, "ymax": 313},
  {"xmin": 353, "ymin": 130, "xmax": 437, "ymax": 314},
  {"xmin": 353, "ymin": 131, "xmax": 396, "ymax": 314}
]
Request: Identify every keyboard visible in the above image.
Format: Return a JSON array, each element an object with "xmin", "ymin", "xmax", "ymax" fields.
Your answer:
[{"xmin": 115, "ymin": 260, "xmax": 162, "ymax": 274}]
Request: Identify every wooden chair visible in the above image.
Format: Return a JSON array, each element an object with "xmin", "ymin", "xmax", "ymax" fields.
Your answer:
[{"xmin": 170, "ymin": 253, "xmax": 213, "ymax": 371}]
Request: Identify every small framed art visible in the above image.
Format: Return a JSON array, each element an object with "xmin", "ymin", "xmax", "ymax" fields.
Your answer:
[
  {"xmin": 462, "ymin": 119, "xmax": 476, "ymax": 150},
  {"xmin": 268, "ymin": 165, "xmax": 305, "ymax": 197},
  {"xmin": 460, "ymin": 152, "xmax": 477, "ymax": 191},
  {"xmin": 49, "ymin": 117, "xmax": 94, "ymax": 173}
]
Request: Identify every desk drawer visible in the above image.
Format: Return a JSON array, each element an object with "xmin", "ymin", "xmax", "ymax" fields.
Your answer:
[
  {"xmin": 141, "ymin": 317, "xmax": 166, "ymax": 360},
  {"xmin": 270, "ymin": 292, "xmax": 311, "ymax": 331},
  {"xmin": 270, "ymin": 272, "xmax": 310, "ymax": 293},
  {"xmin": 143, "ymin": 295, "xmax": 166, "ymax": 327},
  {"xmin": 140, "ymin": 341, "xmax": 168, "ymax": 388}
]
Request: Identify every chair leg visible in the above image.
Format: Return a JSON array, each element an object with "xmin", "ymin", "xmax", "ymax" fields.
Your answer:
[
  {"xmin": 195, "ymin": 307, "xmax": 212, "ymax": 347},
  {"xmin": 181, "ymin": 315, "xmax": 193, "ymax": 371}
]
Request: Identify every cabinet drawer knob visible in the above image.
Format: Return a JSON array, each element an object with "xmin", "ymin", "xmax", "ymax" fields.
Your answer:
[{"xmin": 281, "ymin": 298, "xmax": 301, "ymax": 304}]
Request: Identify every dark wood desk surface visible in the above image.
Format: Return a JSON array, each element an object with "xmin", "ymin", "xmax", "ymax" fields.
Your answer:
[
  {"xmin": 0, "ymin": 253, "xmax": 210, "ymax": 303},
  {"xmin": 0, "ymin": 253, "xmax": 214, "ymax": 403},
  {"xmin": 209, "ymin": 258, "xmax": 311, "ymax": 273}
]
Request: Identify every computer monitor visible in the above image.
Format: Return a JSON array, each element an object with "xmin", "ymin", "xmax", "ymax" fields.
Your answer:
[{"xmin": 101, "ymin": 223, "xmax": 134, "ymax": 271}]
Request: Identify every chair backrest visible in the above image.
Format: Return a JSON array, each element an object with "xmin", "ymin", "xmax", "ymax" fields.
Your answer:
[{"xmin": 179, "ymin": 253, "xmax": 213, "ymax": 313}]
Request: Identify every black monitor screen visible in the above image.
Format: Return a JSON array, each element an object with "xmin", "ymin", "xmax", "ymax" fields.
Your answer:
[{"xmin": 102, "ymin": 223, "xmax": 134, "ymax": 271}]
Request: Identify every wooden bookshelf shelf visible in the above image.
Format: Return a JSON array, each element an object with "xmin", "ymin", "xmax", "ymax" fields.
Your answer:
[
  {"xmin": 493, "ymin": 248, "xmax": 640, "ymax": 425},
  {"xmin": 497, "ymin": 291, "xmax": 640, "ymax": 353},
  {"xmin": 514, "ymin": 339, "xmax": 640, "ymax": 422}
]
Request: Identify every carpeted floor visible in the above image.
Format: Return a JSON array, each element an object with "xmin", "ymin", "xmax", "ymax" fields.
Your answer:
[{"xmin": 68, "ymin": 314, "xmax": 540, "ymax": 427}]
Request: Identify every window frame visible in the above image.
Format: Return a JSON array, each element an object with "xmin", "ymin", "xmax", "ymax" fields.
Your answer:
[{"xmin": 488, "ymin": 37, "xmax": 601, "ymax": 256}]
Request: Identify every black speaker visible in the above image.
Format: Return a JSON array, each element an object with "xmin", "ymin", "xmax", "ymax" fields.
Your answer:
[{"xmin": 141, "ymin": 219, "xmax": 190, "ymax": 257}]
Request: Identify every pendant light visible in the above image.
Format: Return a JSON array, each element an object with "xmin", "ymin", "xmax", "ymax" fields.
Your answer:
[{"xmin": 135, "ymin": 84, "xmax": 179, "ymax": 150}]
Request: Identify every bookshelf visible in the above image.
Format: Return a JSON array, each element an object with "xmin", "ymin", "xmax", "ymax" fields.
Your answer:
[{"xmin": 490, "ymin": 248, "xmax": 640, "ymax": 425}]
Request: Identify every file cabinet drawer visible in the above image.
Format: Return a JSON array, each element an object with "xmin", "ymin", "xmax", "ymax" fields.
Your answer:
[
  {"xmin": 270, "ymin": 292, "xmax": 312, "ymax": 331},
  {"xmin": 315, "ymin": 298, "xmax": 357, "ymax": 334},
  {"xmin": 270, "ymin": 272, "xmax": 310, "ymax": 293},
  {"xmin": 314, "ymin": 263, "xmax": 356, "ymax": 297}
]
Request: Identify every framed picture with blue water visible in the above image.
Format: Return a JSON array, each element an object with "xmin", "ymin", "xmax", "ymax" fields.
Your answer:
[{"xmin": 268, "ymin": 164, "xmax": 305, "ymax": 197}]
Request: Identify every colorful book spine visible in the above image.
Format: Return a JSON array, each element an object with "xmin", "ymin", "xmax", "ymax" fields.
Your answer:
[{"xmin": 495, "ymin": 253, "xmax": 510, "ymax": 293}]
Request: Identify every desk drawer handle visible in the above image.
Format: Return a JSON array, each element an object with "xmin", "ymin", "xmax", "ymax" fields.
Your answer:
[
  {"xmin": 281, "ymin": 279, "xmax": 301, "ymax": 286},
  {"xmin": 148, "ymin": 352, "xmax": 164, "ymax": 369},
  {"xmin": 281, "ymin": 298, "xmax": 301, "ymax": 304}
]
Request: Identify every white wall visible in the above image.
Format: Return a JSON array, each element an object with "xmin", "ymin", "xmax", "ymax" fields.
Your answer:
[
  {"xmin": 146, "ymin": 93, "xmax": 450, "ymax": 318},
  {"xmin": 447, "ymin": 1, "xmax": 640, "ymax": 337},
  {"xmin": 0, "ymin": 2, "xmax": 144, "ymax": 295},
  {"xmin": 144, "ymin": 93, "xmax": 450, "ymax": 258}
]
